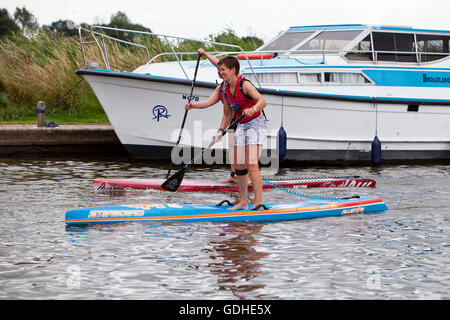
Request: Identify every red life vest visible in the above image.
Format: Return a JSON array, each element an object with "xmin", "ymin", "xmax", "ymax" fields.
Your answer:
[
  {"xmin": 220, "ymin": 76, "xmax": 260, "ymax": 123},
  {"xmin": 218, "ymin": 81, "xmax": 226, "ymax": 103}
]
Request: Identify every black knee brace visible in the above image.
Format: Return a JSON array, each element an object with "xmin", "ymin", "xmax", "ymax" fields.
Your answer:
[{"xmin": 235, "ymin": 168, "xmax": 248, "ymax": 176}]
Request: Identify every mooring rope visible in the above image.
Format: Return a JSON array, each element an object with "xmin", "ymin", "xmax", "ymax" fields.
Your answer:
[{"xmin": 48, "ymin": 79, "xmax": 84, "ymax": 109}]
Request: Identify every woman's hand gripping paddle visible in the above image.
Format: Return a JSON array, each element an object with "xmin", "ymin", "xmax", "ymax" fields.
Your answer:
[
  {"xmin": 161, "ymin": 115, "xmax": 245, "ymax": 192},
  {"xmin": 165, "ymin": 54, "xmax": 201, "ymax": 179}
]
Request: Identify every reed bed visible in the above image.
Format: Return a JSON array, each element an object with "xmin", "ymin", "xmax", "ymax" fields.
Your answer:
[{"xmin": 0, "ymin": 29, "xmax": 261, "ymax": 123}]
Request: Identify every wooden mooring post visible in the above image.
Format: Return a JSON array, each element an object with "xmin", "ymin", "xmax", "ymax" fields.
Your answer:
[{"xmin": 36, "ymin": 101, "xmax": 46, "ymax": 127}]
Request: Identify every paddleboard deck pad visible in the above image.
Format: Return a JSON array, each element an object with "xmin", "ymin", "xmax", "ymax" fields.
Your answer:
[
  {"xmin": 93, "ymin": 176, "xmax": 376, "ymax": 192},
  {"xmin": 65, "ymin": 196, "xmax": 387, "ymax": 225}
]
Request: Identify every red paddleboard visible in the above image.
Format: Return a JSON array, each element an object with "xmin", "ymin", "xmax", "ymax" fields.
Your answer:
[{"xmin": 93, "ymin": 176, "xmax": 376, "ymax": 192}]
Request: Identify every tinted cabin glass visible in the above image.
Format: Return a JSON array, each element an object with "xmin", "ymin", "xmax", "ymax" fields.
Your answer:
[
  {"xmin": 260, "ymin": 32, "xmax": 314, "ymax": 51},
  {"xmin": 372, "ymin": 32, "xmax": 417, "ymax": 62},
  {"xmin": 416, "ymin": 34, "xmax": 450, "ymax": 62},
  {"xmin": 346, "ymin": 35, "xmax": 373, "ymax": 61},
  {"xmin": 299, "ymin": 30, "xmax": 362, "ymax": 51}
]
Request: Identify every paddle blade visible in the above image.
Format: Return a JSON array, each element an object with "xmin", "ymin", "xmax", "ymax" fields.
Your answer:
[{"xmin": 161, "ymin": 167, "xmax": 186, "ymax": 192}]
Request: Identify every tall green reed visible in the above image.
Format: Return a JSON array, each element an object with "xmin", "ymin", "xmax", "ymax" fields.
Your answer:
[{"xmin": 0, "ymin": 28, "xmax": 262, "ymax": 123}]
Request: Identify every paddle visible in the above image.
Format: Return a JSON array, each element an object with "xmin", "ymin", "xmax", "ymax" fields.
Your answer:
[
  {"xmin": 161, "ymin": 114, "xmax": 245, "ymax": 192},
  {"xmin": 166, "ymin": 53, "xmax": 202, "ymax": 178}
]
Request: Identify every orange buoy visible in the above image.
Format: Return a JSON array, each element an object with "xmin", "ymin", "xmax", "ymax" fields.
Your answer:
[{"xmin": 237, "ymin": 53, "xmax": 274, "ymax": 60}]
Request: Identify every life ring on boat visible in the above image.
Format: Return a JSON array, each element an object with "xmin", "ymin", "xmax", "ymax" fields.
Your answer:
[{"xmin": 236, "ymin": 53, "xmax": 274, "ymax": 60}]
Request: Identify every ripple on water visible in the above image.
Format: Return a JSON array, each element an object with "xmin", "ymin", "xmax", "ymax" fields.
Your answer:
[{"xmin": 0, "ymin": 159, "xmax": 449, "ymax": 299}]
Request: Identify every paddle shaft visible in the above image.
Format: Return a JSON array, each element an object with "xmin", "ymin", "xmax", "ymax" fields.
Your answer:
[
  {"xmin": 184, "ymin": 114, "xmax": 245, "ymax": 169},
  {"xmin": 175, "ymin": 54, "xmax": 201, "ymax": 145},
  {"xmin": 161, "ymin": 114, "xmax": 246, "ymax": 191},
  {"xmin": 166, "ymin": 54, "xmax": 201, "ymax": 178}
]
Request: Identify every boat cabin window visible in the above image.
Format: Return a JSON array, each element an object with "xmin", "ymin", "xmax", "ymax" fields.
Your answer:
[
  {"xmin": 259, "ymin": 32, "xmax": 314, "ymax": 51},
  {"xmin": 324, "ymin": 72, "xmax": 370, "ymax": 84},
  {"xmin": 345, "ymin": 35, "xmax": 372, "ymax": 61},
  {"xmin": 416, "ymin": 34, "xmax": 450, "ymax": 62},
  {"xmin": 242, "ymin": 72, "xmax": 369, "ymax": 85},
  {"xmin": 299, "ymin": 30, "xmax": 362, "ymax": 51},
  {"xmin": 298, "ymin": 73, "xmax": 321, "ymax": 83},
  {"xmin": 372, "ymin": 32, "xmax": 417, "ymax": 62},
  {"xmin": 243, "ymin": 72, "xmax": 298, "ymax": 84}
]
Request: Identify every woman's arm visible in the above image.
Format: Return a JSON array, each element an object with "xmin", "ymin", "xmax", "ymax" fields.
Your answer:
[
  {"xmin": 213, "ymin": 99, "xmax": 234, "ymax": 142},
  {"xmin": 242, "ymin": 81, "xmax": 266, "ymax": 116},
  {"xmin": 198, "ymin": 48, "xmax": 219, "ymax": 68},
  {"xmin": 185, "ymin": 87, "xmax": 220, "ymax": 110}
]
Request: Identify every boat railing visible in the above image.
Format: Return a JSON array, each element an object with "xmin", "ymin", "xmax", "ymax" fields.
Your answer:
[
  {"xmin": 78, "ymin": 26, "xmax": 264, "ymax": 87},
  {"xmin": 148, "ymin": 51, "xmax": 236, "ymax": 64},
  {"xmin": 257, "ymin": 48, "xmax": 449, "ymax": 64},
  {"xmin": 78, "ymin": 26, "xmax": 449, "ymax": 85},
  {"xmin": 78, "ymin": 26, "xmax": 151, "ymax": 70}
]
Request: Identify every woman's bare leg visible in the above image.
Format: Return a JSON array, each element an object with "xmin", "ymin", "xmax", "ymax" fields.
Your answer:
[
  {"xmin": 229, "ymin": 145, "xmax": 248, "ymax": 210},
  {"xmin": 222, "ymin": 133, "xmax": 237, "ymax": 183},
  {"xmin": 247, "ymin": 144, "xmax": 263, "ymax": 206}
]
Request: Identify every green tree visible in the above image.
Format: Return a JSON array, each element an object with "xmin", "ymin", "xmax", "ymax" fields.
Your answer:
[
  {"xmin": 14, "ymin": 6, "xmax": 39, "ymax": 37},
  {"xmin": 103, "ymin": 11, "xmax": 152, "ymax": 42},
  {"xmin": 46, "ymin": 19, "xmax": 79, "ymax": 36},
  {"xmin": 209, "ymin": 28, "xmax": 264, "ymax": 52},
  {"xmin": 0, "ymin": 9, "xmax": 20, "ymax": 38},
  {"xmin": 242, "ymin": 36, "xmax": 264, "ymax": 49}
]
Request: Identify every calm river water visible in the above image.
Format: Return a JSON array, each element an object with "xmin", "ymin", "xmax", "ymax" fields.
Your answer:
[{"xmin": 0, "ymin": 156, "xmax": 448, "ymax": 300}]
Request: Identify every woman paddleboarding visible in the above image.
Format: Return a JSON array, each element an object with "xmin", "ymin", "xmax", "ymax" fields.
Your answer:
[{"xmin": 213, "ymin": 56, "xmax": 267, "ymax": 210}]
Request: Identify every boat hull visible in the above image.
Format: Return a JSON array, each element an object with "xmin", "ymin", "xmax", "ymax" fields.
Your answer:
[
  {"xmin": 77, "ymin": 69, "xmax": 450, "ymax": 163},
  {"xmin": 65, "ymin": 196, "xmax": 388, "ymax": 225}
]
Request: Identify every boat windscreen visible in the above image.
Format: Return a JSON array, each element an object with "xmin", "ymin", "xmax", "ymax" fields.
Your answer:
[
  {"xmin": 299, "ymin": 30, "xmax": 362, "ymax": 51},
  {"xmin": 259, "ymin": 32, "xmax": 314, "ymax": 51}
]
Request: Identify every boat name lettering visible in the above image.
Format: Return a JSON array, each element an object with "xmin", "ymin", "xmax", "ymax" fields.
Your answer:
[
  {"xmin": 182, "ymin": 94, "xmax": 199, "ymax": 101},
  {"xmin": 342, "ymin": 207, "xmax": 364, "ymax": 215},
  {"xmin": 88, "ymin": 210, "xmax": 145, "ymax": 218},
  {"xmin": 422, "ymin": 74, "xmax": 450, "ymax": 84}
]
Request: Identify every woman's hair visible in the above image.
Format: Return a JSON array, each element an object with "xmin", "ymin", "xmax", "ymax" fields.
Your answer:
[{"xmin": 218, "ymin": 56, "xmax": 240, "ymax": 75}]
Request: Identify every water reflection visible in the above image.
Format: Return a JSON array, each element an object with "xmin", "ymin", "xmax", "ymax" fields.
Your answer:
[
  {"xmin": 2, "ymin": 157, "xmax": 449, "ymax": 299},
  {"xmin": 203, "ymin": 223, "xmax": 268, "ymax": 299}
]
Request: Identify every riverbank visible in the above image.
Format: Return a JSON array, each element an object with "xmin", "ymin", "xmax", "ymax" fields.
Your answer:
[{"xmin": 0, "ymin": 124, "xmax": 127, "ymax": 156}]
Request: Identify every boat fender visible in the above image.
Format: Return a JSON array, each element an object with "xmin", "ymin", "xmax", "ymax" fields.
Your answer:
[
  {"xmin": 277, "ymin": 125, "xmax": 287, "ymax": 160},
  {"xmin": 371, "ymin": 136, "xmax": 382, "ymax": 166}
]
